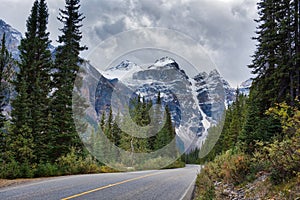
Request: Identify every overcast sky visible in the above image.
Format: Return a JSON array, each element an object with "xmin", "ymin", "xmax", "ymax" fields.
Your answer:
[{"xmin": 0, "ymin": 0, "xmax": 258, "ymax": 86}]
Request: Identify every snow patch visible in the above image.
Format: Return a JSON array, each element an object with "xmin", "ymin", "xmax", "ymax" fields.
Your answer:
[
  {"xmin": 190, "ymin": 78, "xmax": 211, "ymax": 137},
  {"xmin": 101, "ymin": 60, "xmax": 142, "ymax": 81}
]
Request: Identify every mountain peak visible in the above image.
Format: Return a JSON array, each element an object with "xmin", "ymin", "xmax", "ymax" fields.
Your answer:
[
  {"xmin": 106, "ymin": 60, "xmax": 138, "ymax": 71},
  {"xmin": 209, "ymin": 69, "xmax": 221, "ymax": 77},
  {"xmin": 153, "ymin": 56, "xmax": 176, "ymax": 66}
]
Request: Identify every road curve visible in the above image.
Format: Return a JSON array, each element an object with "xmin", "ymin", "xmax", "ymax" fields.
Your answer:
[{"xmin": 0, "ymin": 165, "xmax": 200, "ymax": 200}]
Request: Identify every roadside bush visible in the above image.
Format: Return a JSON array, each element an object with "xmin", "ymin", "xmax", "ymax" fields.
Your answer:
[
  {"xmin": 0, "ymin": 159, "xmax": 21, "ymax": 179},
  {"xmin": 100, "ymin": 166, "xmax": 119, "ymax": 173},
  {"xmin": 76, "ymin": 155, "xmax": 102, "ymax": 174},
  {"xmin": 56, "ymin": 148, "xmax": 102, "ymax": 175},
  {"xmin": 195, "ymin": 150, "xmax": 250, "ymax": 199},
  {"xmin": 205, "ymin": 150, "xmax": 251, "ymax": 185},
  {"xmin": 35, "ymin": 162, "xmax": 59, "ymax": 177},
  {"xmin": 264, "ymin": 103, "xmax": 300, "ymax": 184},
  {"xmin": 56, "ymin": 148, "xmax": 80, "ymax": 175},
  {"xmin": 0, "ymin": 159, "xmax": 36, "ymax": 179},
  {"xmin": 138, "ymin": 156, "xmax": 172, "ymax": 170},
  {"xmin": 19, "ymin": 161, "xmax": 35, "ymax": 178},
  {"xmin": 254, "ymin": 137, "xmax": 300, "ymax": 185},
  {"xmin": 194, "ymin": 171, "xmax": 215, "ymax": 200},
  {"xmin": 56, "ymin": 149, "xmax": 102, "ymax": 175}
]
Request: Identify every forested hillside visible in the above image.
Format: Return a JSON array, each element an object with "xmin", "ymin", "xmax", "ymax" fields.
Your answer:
[{"xmin": 194, "ymin": 0, "xmax": 300, "ymax": 199}]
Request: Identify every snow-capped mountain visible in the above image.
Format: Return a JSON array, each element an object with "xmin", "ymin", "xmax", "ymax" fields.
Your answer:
[
  {"xmin": 94, "ymin": 57, "xmax": 228, "ymax": 150},
  {"xmin": 0, "ymin": 19, "xmax": 22, "ymax": 59}
]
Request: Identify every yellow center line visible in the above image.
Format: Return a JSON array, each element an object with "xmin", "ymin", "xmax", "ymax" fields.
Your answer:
[{"xmin": 61, "ymin": 172, "xmax": 163, "ymax": 200}]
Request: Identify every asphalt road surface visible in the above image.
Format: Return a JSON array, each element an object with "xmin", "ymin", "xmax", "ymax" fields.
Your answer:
[{"xmin": 0, "ymin": 165, "xmax": 200, "ymax": 200}]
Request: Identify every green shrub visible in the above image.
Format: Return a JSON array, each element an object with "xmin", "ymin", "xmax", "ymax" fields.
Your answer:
[
  {"xmin": 35, "ymin": 162, "xmax": 59, "ymax": 177},
  {"xmin": 204, "ymin": 150, "xmax": 251, "ymax": 185},
  {"xmin": 262, "ymin": 103, "xmax": 300, "ymax": 184},
  {"xmin": 0, "ymin": 159, "xmax": 21, "ymax": 179},
  {"xmin": 56, "ymin": 148, "xmax": 102, "ymax": 175},
  {"xmin": 0, "ymin": 159, "xmax": 36, "ymax": 179},
  {"xmin": 19, "ymin": 161, "xmax": 34, "ymax": 178},
  {"xmin": 76, "ymin": 155, "xmax": 102, "ymax": 174},
  {"xmin": 261, "ymin": 138, "xmax": 300, "ymax": 185},
  {"xmin": 56, "ymin": 148, "xmax": 80, "ymax": 175}
]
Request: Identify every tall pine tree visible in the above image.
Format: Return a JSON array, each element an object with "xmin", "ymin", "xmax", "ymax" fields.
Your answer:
[
  {"xmin": 50, "ymin": 0, "xmax": 87, "ymax": 160},
  {"xmin": 34, "ymin": 0, "xmax": 53, "ymax": 162},
  {"xmin": 11, "ymin": 0, "xmax": 39, "ymax": 164},
  {"xmin": 10, "ymin": 0, "xmax": 52, "ymax": 163},
  {"xmin": 249, "ymin": 0, "xmax": 300, "ymax": 105}
]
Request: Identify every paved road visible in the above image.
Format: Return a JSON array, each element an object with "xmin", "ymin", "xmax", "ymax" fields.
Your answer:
[{"xmin": 0, "ymin": 165, "xmax": 200, "ymax": 200}]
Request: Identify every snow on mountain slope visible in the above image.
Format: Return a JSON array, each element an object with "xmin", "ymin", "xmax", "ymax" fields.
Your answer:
[
  {"xmin": 190, "ymin": 78, "xmax": 211, "ymax": 139},
  {"xmin": 100, "ymin": 60, "xmax": 143, "ymax": 81}
]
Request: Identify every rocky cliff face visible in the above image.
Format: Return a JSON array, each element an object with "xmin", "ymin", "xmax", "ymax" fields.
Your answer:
[{"xmin": 0, "ymin": 19, "xmax": 22, "ymax": 59}]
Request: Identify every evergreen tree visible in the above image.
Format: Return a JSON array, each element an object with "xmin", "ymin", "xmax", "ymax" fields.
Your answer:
[
  {"xmin": 10, "ymin": 0, "xmax": 39, "ymax": 163},
  {"xmin": 148, "ymin": 92, "xmax": 162, "ymax": 150},
  {"xmin": 249, "ymin": 0, "xmax": 280, "ymax": 105},
  {"xmin": 111, "ymin": 111, "xmax": 121, "ymax": 147},
  {"xmin": 295, "ymin": 0, "xmax": 300, "ymax": 98},
  {"xmin": 50, "ymin": 0, "xmax": 87, "ymax": 160},
  {"xmin": 239, "ymin": 88, "xmax": 281, "ymax": 153},
  {"xmin": 225, "ymin": 90, "xmax": 247, "ymax": 149},
  {"xmin": 100, "ymin": 111, "xmax": 106, "ymax": 131},
  {"xmin": 10, "ymin": 0, "xmax": 52, "ymax": 163},
  {"xmin": 105, "ymin": 107, "xmax": 113, "ymax": 141},
  {"xmin": 249, "ymin": 0, "xmax": 300, "ymax": 105},
  {"xmin": 154, "ymin": 106, "xmax": 175, "ymax": 151},
  {"xmin": 33, "ymin": 0, "xmax": 53, "ymax": 162}
]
